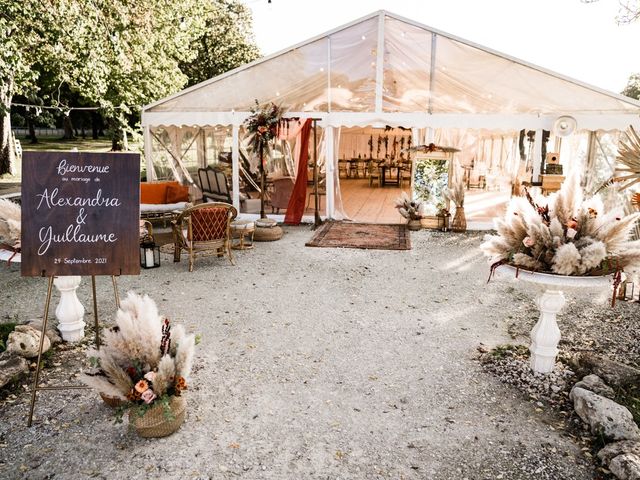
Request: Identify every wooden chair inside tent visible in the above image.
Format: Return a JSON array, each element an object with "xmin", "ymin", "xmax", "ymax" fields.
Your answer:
[
  {"xmin": 270, "ymin": 177, "xmax": 295, "ymax": 213},
  {"xmin": 171, "ymin": 202, "xmax": 237, "ymax": 271},
  {"xmin": 367, "ymin": 160, "xmax": 381, "ymax": 187},
  {"xmin": 198, "ymin": 167, "xmax": 232, "ymax": 204},
  {"xmin": 399, "ymin": 163, "xmax": 412, "ymax": 188}
]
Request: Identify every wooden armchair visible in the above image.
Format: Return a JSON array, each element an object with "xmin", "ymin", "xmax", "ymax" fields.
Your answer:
[{"xmin": 171, "ymin": 202, "xmax": 237, "ymax": 271}]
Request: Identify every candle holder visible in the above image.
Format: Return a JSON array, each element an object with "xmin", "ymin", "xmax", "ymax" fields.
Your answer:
[{"xmin": 140, "ymin": 234, "xmax": 160, "ymax": 269}]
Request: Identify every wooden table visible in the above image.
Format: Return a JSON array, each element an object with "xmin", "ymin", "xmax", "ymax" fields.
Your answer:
[{"xmin": 381, "ymin": 165, "xmax": 400, "ymax": 186}]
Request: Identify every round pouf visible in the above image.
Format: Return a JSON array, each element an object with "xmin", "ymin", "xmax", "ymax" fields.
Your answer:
[
  {"xmin": 253, "ymin": 218, "xmax": 284, "ymax": 242},
  {"xmin": 230, "ymin": 219, "xmax": 255, "ymax": 250}
]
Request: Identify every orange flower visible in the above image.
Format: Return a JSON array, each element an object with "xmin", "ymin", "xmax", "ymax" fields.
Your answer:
[
  {"xmin": 566, "ymin": 218, "xmax": 578, "ymax": 230},
  {"xmin": 134, "ymin": 380, "xmax": 149, "ymax": 393},
  {"xmin": 174, "ymin": 376, "xmax": 187, "ymax": 394},
  {"xmin": 127, "ymin": 388, "xmax": 142, "ymax": 402}
]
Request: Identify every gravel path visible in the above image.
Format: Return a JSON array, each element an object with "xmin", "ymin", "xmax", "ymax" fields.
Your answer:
[{"xmin": 0, "ymin": 226, "xmax": 599, "ymax": 479}]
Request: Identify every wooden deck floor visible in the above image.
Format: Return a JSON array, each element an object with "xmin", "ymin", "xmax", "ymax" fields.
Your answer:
[{"xmin": 305, "ymin": 178, "xmax": 510, "ymax": 226}]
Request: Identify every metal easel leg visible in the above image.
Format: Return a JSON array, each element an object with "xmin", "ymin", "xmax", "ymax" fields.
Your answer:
[
  {"xmin": 27, "ymin": 276, "xmax": 54, "ymax": 427},
  {"xmin": 91, "ymin": 276, "xmax": 100, "ymax": 349},
  {"xmin": 111, "ymin": 275, "xmax": 120, "ymax": 309}
]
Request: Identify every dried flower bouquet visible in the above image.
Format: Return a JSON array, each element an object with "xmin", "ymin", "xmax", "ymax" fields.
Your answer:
[
  {"xmin": 481, "ymin": 174, "xmax": 640, "ymax": 276},
  {"xmin": 81, "ymin": 292, "xmax": 196, "ymax": 423},
  {"xmin": 394, "ymin": 192, "xmax": 424, "ymax": 221}
]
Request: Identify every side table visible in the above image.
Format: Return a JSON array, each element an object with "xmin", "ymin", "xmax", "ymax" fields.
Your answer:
[{"xmin": 230, "ymin": 219, "xmax": 255, "ymax": 250}]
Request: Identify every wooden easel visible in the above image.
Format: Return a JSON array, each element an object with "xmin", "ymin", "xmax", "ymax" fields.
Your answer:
[{"xmin": 27, "ymin": 275, "xmax": 121, "ymax": 427}]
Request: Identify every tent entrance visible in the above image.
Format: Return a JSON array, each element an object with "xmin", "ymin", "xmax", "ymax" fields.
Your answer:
[{"xmin": 337, "ymin": 126, "xmax": 413, "ymax": 224}]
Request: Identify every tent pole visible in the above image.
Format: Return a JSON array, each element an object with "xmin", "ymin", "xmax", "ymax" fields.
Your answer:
[
  {"xmin": 231, "ymin": 125, "xmax": 240, "ymax": 212},
  {"xmin": 143, "ymin": 126, "xmax": 155, "ymax": 182},
  {"xmin": 532, "ymin": 129, "xmax": 543, "ymax": 185},
  {"xmin": 260, "ymin": 146, "xmax": 266, "ymax": 219},
  {"xmin": 313, "ymin": 119, "xmax": 321, "ymax": 228}
]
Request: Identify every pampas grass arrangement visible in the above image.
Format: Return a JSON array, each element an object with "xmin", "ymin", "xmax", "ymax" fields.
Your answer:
[
  {"xmin": 81, "ymin": 292, "xmax": 196, "ymax": 423},
  {"xmin": 0, "ymin": 198, "xmax": 21, "ymax": 249},
  {"xmin": 394, "ymin": 192, "xmax": 424, "ymax": 221},
  {"xmin": 480, "ymin": 174, "xmax": 640, "ymax": 276},
  {"xmin": 445, "ymin": 177, "xmax": 466, "ymax": 232}
]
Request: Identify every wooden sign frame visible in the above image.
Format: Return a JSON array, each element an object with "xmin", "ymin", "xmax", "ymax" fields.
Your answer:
[{"xmin": 21, "ymin": 151, "xmax": 141, "ymax": 277}]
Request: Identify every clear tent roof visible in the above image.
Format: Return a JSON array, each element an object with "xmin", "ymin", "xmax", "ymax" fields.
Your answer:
[{"xmin": 145, "ymin": 10, "xmax": 640, "ymax": 117}]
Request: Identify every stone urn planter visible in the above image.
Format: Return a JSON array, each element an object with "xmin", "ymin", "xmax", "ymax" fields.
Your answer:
[{"xmin": 496, "ymin": 264, "xmax": 615, "ymax": 373}]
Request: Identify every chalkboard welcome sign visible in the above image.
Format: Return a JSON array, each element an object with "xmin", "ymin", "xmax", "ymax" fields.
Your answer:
[{"xmin": 21, "ymin": 151, "xmax": 140, "ymax": 277}]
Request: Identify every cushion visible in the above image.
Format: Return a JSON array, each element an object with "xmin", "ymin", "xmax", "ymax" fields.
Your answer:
[
  {"xmin": 189, "ymin": 207, "xmax": 229, "ymax": 242},
  {"xmin": 255, "ymin": 218, "xmax": 277, "ymax": 228},
  {"xmin": 166, "ymin": 184, "xmax": 189, "ymax": 203},
  {"xmin": 140, "ymin": 202, "xmax": 189, "ymax": 213},
  {"xmin": 140, "ymin": 181, "xmax": 179, "ymax": 204}
]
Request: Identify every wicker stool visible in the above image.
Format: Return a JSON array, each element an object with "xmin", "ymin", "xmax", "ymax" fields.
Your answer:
[
  {"xmin": 230, "ymin": 219, "xmax": 255, "ymax": 250},
  {"xmin": 253, "ymin": 218, "xmax": 284, "ymax": 241}
]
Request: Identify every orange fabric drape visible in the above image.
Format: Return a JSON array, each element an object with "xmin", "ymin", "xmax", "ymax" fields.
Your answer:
[{"xmin": 284, "ymin": 119, "xmax": 313, "ymax": 224}]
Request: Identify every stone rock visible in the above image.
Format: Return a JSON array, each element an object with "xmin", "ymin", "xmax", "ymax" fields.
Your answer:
[
  {"xmin": 574, "ymin": 374, "xmax": 616, "ymax": 399},
  {"xmin": 6, "ymin": 324, "xmax": 51, "ymax": 358},
  {"xmin": 25, "ymin": 319, "xmax": 62, "ymax": 345},
  {"xmin": 610, "ymin": 453, "xmax": 640, "ymax": 480},
  {"xmin": 599, "ymin": 441, "xmax": 640, "ymax": 465},
  {"xmin": 0, "ymin": 353, "xmax": 29, "ymax": 389},
  {"xmin": 570, "ymin": 387, "xmax": 640, "ymax": 442},
  {"xmin": 571, "ymin": 353, "xmax": 640, "ymax": 389}
]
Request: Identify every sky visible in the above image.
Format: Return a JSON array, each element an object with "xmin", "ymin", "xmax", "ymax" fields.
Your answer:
[{"xmin": 242, "ymin": 0, "xmax": 640, "ymax": 95}]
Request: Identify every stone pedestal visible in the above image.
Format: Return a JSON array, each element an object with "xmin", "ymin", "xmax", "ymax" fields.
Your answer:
[
  {"xmin": 496, "ymin": 265, "xmax": 613, "ymax": 373},
  {"xmin": 53, "ymin": 276, "xmax": 85, "ymax": 342},
  {"xmin": 530, "ymin": 289, "xmax": 565, "ymax": 373}
]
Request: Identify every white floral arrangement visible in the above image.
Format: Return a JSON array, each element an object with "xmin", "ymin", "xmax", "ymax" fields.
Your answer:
[
  {"xmin": 480, "ymin": 174, "xmax": 640, "ymax": 276},
  {"xmin": 394, "ymin": 192, "xmax": 424, "ymax": 220}
]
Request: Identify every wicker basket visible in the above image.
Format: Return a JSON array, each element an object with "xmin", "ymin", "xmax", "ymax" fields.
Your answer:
[
  {"xmin": 129, "ymin": 395, "xmax": 186, "ymax": 438},
  {"xmin": 100, "ymin": 393, "xmax": 124, "ymax": 408},
  {"xmin": 254, "ymin": 225, "xmax": 284, "ymax": 242},
  {"xmin": 406, "ymin": 219, "xmax": 422, "ymax": 231},
  {"xmin": 451, "ymin": 208, "xmax": 467, "ymax": 232}
]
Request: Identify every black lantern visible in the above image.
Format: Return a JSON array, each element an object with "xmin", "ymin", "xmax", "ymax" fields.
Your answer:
[
  {"xmin": 140, "ymin": 234, "xmax": 160, "ymax": 269},
  {"xmin": 437, "ymin": 210, "xmax": 451, "ymax": 232}
]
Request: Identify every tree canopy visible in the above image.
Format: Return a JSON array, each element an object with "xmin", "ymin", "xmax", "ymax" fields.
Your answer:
[
  {"xmin": 0, "ymin": 0, "xmax": 260, "ymax": 174},
  {"xmin": 180, "ymin": 0, "xmax": 260, "ymax": 87}
]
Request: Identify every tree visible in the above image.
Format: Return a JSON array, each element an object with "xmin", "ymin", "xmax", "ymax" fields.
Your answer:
[
  {"xmin": 581, "ymin": 0, "xmax": 640, "ymax": 23},
  {"xmin": 0, "ymin": 1, "xmax": 53, "ymax": 174},
  {"xmin": 623, "ymin": 74, "xmax": 640, "ymax": 100},
  {"xmin": 180, "ymin": 0, "xmax": 261, "ymax": 87}
]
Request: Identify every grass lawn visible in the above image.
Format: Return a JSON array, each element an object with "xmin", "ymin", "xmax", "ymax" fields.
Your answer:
[
  {"xmin": 1, "ymin": 136, "xmax": 142, "ymax": 183},
  {"xmin": 18, "ymin": 136, "xmax": 117, "ymax": 152}
]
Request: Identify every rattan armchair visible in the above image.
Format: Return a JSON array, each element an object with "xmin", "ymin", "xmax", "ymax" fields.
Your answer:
[{"xmin": 171, "ymin": 202, "xmax": 238, "ymax": 271}]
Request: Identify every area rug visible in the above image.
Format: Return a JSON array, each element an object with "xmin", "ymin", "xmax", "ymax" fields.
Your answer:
[{"xmin": 305, "ymin": 222, "xmax": 411, "ymax": 250}]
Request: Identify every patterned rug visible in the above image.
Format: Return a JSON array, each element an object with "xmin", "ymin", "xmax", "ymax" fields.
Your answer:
[{"xmin": 305, "ymin": 222, "xmax": 411, "ymax": 250}]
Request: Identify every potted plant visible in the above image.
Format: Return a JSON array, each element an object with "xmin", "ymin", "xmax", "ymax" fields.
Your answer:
[
  {"xmin": 394, "ymin": 192, "xmax": 424, "ymax": 230},
  {"xmin": 481, "ymin": 174, "xmax": 640, "ymax": 372},
  {"xmin": 81, "ymin": 292, "xmax": 196, "ymax": 438}
]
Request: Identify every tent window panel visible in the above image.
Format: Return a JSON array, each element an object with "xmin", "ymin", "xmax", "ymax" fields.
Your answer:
[
  {"xmin": 433, "ymin": 36, "xmax": 634, "ymax": 115},
  {"xmin": 149, "ymin": 38, "xmax": 329, "ymax": 113},
  {"xmin": 150, "ymin": 128, "xmax": 176, "ymax": 181},
  {"xmin": 329, "ymin": 17, "xmax": 377, "ymax": 112},
  {"xmin": 204, "ymin": 127, "xmax": 233, "ymax": 168},
  {"xmin": 382, "ymin": 17, "xmax": 432, "ymax": 112}
]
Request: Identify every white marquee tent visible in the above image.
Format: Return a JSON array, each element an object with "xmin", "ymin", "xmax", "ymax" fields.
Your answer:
[{"xmin": 141, "ymin": 10, "xmax": 640, "ymax": 219}]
